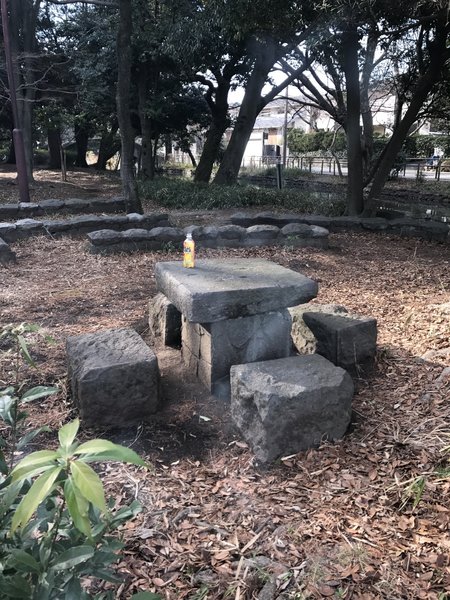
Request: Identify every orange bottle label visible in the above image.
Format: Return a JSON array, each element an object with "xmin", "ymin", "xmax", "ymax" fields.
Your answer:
[{"xmin": 183, "ymin": 239, "xmax": 195, "ymax": 268}]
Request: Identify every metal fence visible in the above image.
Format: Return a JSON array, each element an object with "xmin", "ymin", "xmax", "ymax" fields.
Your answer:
[
  {"xmin": 239, "ymin": 156, "xmax": 450, "ymax": 181},
  {"xmin": 166, "ymin": 153, "xmax": 450, "ymax": 182}
]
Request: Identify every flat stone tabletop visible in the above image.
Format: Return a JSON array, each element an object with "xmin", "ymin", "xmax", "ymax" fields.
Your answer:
[{"xmin": 154, "ymin": 258, "xmax": 318, "ymax": 322}]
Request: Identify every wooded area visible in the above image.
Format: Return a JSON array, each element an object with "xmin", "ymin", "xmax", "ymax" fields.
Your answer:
[
  {"xmin": 1, "ymin": 4, "xmax": 450, "ymax": 597},
  {"xmin": 1, "ymin": 0, "xmax": 450, "ymax": 214}
]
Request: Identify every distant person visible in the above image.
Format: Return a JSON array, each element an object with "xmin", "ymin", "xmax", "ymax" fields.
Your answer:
[{"xmin": 426, "ymin": 155, "xmax": 439, "ymax": 169}]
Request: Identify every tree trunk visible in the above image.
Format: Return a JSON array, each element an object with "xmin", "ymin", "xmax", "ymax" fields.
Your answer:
[
  {"xmin": 194, "ymin": 118, "xmax": 227, "ymax": 182},
  {"xmin": 194, "ymin": 80, "xmax": 230, "ymax": 183},
  {"xmin": 214, "ymin": 43, "xmax": 276, "ymax": 185},
  {"xmin": 165, "ymin": 134, "xmax": 172, "ymax": 162},
  {"xmin": 342, "ymin": 24, "xmax": 364, "ymax": 215},
  {"xmin": 6, "ymin": 134, "xmax": 16, "ymax": 164},
  {"xmin": 74, "ymin": 122, "xmax": 89, "ymax": 167},
  {"xmin": 360, "ymin": 31, "xmax": 377, "ymax": 179},
  {"xmin": 20, "ymin": 97, "xmax": 34, "ymax": 180},
  {"xmin": 11, "ymin": 0, "xmax": 40, "ymax": 181},
  {"xmin": 96, "ymin": 125, "xmax": 120, "ymax": 170},
  {"xmin": 187, "ymin": 147, "xmax": 197, "ymax": 168},
  {"xmin": 367, "ymin": 22, "xmax": 449, "ymax": 207},
  {"xmin": 140, "ymin": 118, "xmax": 156, "ymax": 179},
  {"xmin": 138, "ymin": 80, "xmax": 155, "ymax": 180},
  {"xmin": 116, "ymin": 0, "xmax": 142, "ymax": 213},
  {"xmin": 47, "ymin": 127, "xmax": 61, "ymax": 169}
]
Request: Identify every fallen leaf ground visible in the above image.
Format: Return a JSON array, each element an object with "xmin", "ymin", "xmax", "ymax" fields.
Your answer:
[{"xmin": 1, "ymin": 169, "xmax": 450, "ymax": 599}]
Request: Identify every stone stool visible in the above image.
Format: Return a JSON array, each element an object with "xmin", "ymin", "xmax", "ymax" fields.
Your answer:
[
  {"xmin": 289, "ymin": 303, "xmax": 377, "ymax": 371},
  {"xmin": 67, "ymin": 328, "xmax": 160, "ymax": 427},
  {"xmin": 231, "ymin": 354, "xmax": 354, "ymax": 464}
]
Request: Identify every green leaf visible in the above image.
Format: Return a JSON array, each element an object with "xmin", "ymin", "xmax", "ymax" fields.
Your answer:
[
  {"xmin": 0, "ymin": 574, "xmax": 32, "ymax": 598},
  {"xmin": 65, "ymin": 477, "xmax": 91, "ymax": 538},
  {"xmin": 0, "ymin": 393, "xmax": 15, "ymax": 424},
  {"xmin": 0, "ymin": 448, "xmax": 8, "ymax": 475},
  {"xmin": 17, "ymin": 334, "xmax": 36, "ymax": 368},
  {"xmin": 131, "ymin": 593, "xmax": 162, "ymax": 600},
  {"xmin": 58, "ymin": 419, "xmax": 80, "ymax": 451},
  {"xmin": 75, "ymin": 439, "xmax": 147, "ymax": 467},
  {"xmin": 20, "ymin": 386, "xmax": 58, "ymax": 403},
  {"xmin": 9, "ymin": 549, "xmax": 41, "ymax": 573},
  {"xmin": 17, "ymin": 426, "xmax": 52, "ymax": 450},
  {"xmin": 11, "ymin": 466, "xmax": 62, "ymax": 532},
  {"xmin": 70, "ymin": 461, "xmax": 107, "ymax": 513},
  {"xmin": 64, "ymin": 578, "xmax": 83, "ymax": 600},
  {"xmin": 50, "ymin": 545, "xmax": 95, "ymax": 570},
  {"xmin": 11, "ymin": 450, "xmax": 59, "ymax": 482},
  {"xmin": 0, "ymin": 480, "xmax": 22, "ymax": 519},
  {"xmin": 0, "ymin": 386, "xmax": 15, "ymax": 396}
]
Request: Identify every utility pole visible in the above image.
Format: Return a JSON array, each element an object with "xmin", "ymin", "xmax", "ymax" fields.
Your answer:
[{"xmin": 1, "ymin": 0, "xmax": 30, "ymax": 203}]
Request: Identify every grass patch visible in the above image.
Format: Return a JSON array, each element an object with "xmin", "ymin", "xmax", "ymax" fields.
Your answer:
[{"xmin": 139, "ymin": 177, "xmax": 346, "ymax": 215}]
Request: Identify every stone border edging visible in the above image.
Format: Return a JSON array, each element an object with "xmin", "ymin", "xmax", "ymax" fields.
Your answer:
[
  {"xmin": 0, "ymin": 197, "xmax": 125, "ymax": 221},
  {"xmin": 0, "ymin": 212, "xmax": 170, "ymax": 243},
  {"xmin": 230, "ymin": 212, "xmax": 450, "ymax": 243},
  {"xmin": 86, "ymin": 223, "xmax": 329, "ymax": 254}
]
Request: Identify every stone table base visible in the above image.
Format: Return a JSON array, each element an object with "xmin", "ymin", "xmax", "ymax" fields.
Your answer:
[{"xmin": 182, "ymin": 310, "xmax": 292, "ymax": 396}]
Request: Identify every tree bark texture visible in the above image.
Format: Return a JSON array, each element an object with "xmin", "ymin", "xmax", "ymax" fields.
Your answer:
[
  {"xmin": 10, "ymin": 0, "xmax": 41, "ymax": 181},
  {"xmin": 194, "ymin": 118, "xmax": 228, "ymax": 182},
  {"xmin": 47, "ymin": 128, "xmax": 61, "ymax": 169},
  {"xmin": 342, "ymin": 24, "xmax": 364, "ymax": 215},
  {"xmin": 74, "ymin": 122, "xmax": 89, "ymax": 167},
  {"xmin": 116, "ymin": 0, "xmax": 142, "ymax": 213},
  {"xmin": 194, "ymin": 80, "xmax": 230, "ymax": 183},
  {"xmin": 96, "ymin": 125, "xmax": 120, "ymax": 170},
  {"xmin": 360, "ymin": 31, "xmax": 377, "ymax": 180}
]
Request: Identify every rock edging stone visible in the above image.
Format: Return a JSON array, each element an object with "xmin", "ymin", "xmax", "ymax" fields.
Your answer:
[
  {"xmin": 0, "ymin": 197, "xmax": 125, "ymax": 220},
  {"xmin": 86, "ymin": 223, "xmax": 329, "ymax": 254},
  {"xmin": 230, "ymin": 211, "xmax": 450, "ymax": 243},
  {"xmin": 0, "ymin": 212, "xmax": 170, "ymax": 243}
]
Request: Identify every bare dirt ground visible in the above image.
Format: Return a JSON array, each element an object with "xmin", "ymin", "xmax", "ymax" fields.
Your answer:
[
  {"xmin": 0, "ymin": 165, "xmax": 122, "ymax": 203},
  {"xmin": 1, "ymin": 168, "xmax": 450, "ymax": 599}
]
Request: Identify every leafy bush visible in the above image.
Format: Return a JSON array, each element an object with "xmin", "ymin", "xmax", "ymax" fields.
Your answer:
[
  {"xmin": 0, "ymin": 324, "xmax": 159, "ymax": 600},
  {"xmin": 403, "ymin": 134, "xmax": 450, "ymax": 158},
  {"xmin": 288, "ymin": 129, "xmax": 347, "ymax": 154},
  {"xmin": 0, "ymin": 419, "xmax": 146, "ymax": 599},
  {"xmin": 240, "ymin": 166, "xmax": 313, "ymax": 179},
  {"xmin": 139, "ymin": 177, "xmax": 346, "ymax": 216}
]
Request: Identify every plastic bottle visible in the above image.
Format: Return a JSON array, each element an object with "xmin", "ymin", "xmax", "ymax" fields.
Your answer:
[{"xmin": 183, "ymin": 233, "xmax": 195, "ymax": 268}]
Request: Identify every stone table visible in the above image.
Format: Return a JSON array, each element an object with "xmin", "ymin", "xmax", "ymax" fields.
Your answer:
[{"xmin": 154, "ymin": 258, "xmax": 318, "ymax": 396}]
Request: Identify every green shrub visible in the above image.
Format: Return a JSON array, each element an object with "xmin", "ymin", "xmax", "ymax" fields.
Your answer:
[
  {"xmin": 240, "ymin": 166, "xmax": 313, "ymax": 179},
  {"xmin": 139, "ymin": 177, "xmax": 346, "ymax": 216},
  {"xmin": 0, "ymin": 324, "xmax": 159, "ymax": 600},
  {"xmin": 288, "ymin": 130, "xmax": 347, "ymax": 154}
]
